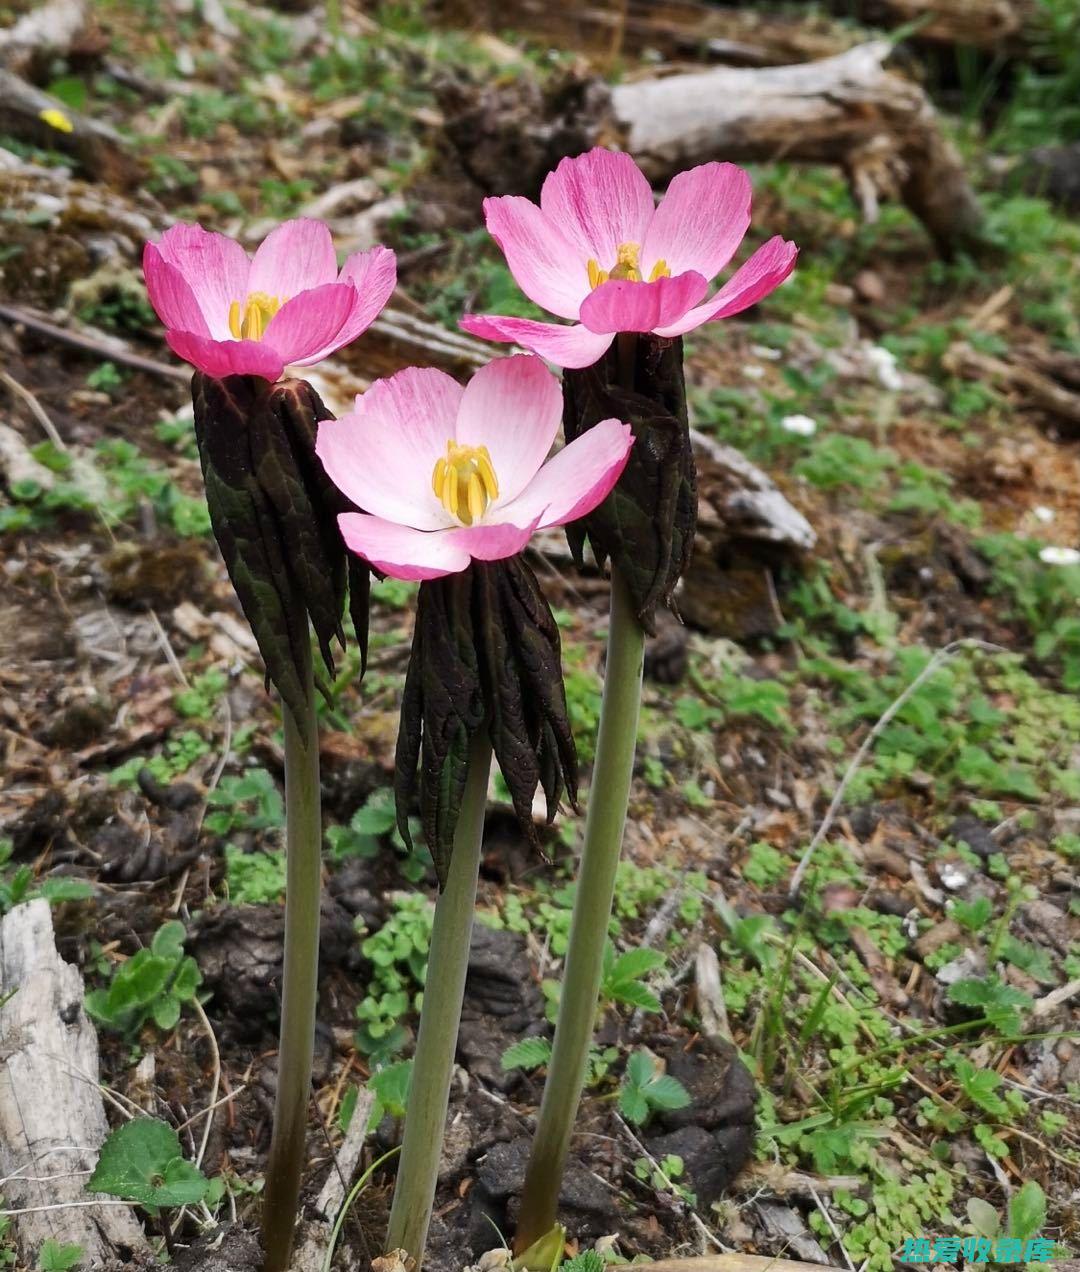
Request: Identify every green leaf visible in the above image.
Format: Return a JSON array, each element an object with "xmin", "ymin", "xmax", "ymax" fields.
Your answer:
[
  {"xmin": 501, "ymin": 1037, "xmax": 553, "ymax": 1072},
  {"xmin": 609, "ymin": 947, "xmax": 666, "ymax": 981},
  {"xmin": 645, "ymin": 1075, "xmax": 692, "ymax": 1112},
  {"xmin": 37, "ymin": 879, "xmax": 95, "ymax": 905},
  {"xmin": 618, "ymin": 1085, "xmax": 650, "ymax": 1125},
  {"xmin": 151, "ymin": 921, "xmax": 187, "ymax": 961},
  {"xmin": 338, "ymin": 1085, "xmax": 358, "ymax": 1133},
  {"xmin": 1008, "ymin": 1181, "xmax": 1047, "ymax": 1242},
  {"xmin": 171, "ymin": 957, "xmax": 202, "ymax": 1001},
  {"xmin": 37, "ymin": 1239, "xmax": 84, "ymax": 1271},
  {"xmin": 967, "ymin": 1197, "xmax": 1000, "ymax": 1239},
  {"xmin": 608, "ymin": 980, "xmax": 661, "ymax": 1012},
  {"xmin": 559, "ymin": 1252, "xmax": 606, "ymax": 1272},
  {"xmin": 352, "ymin": 790, "xmax": 398, "ymax": 836},
  {"xmin": 151, "ymin": 995, "xmax": 181, "ymax": 1032},
  {"xmin": 89, "ymin": 1118, "xmax": 210, "ymax": 1207},
  {"xmin": 624, "ymin": 1050, "xmax": 654, "ymax": 1090}
]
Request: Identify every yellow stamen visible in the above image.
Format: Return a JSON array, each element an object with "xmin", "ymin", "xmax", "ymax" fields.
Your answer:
[
  {"xmin": 227, "ymin": 291, "xmax": 283, "ymax": 342},
  {"xmin": 586, "ymin": 241, "xmax": 668, "ymax": 288},
  {"xmin": 609, "ymin": 241, "xmax": 642, "ymax": 282},
  {"xmin": 432, "ymin": 440, "xmax": 499, "ymax": 526}
]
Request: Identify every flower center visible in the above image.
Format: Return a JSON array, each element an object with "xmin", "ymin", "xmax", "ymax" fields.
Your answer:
[
  {"xmin": 432, "ymin": 441, "xmax": 499, "ymax": 526},
  {"xmin": 228, "ymin": 291, "xmax": 283, "ymax": 341},
  {"xmin": 587, "ymin": 241, "xmax": 670, "ymax": 288}
]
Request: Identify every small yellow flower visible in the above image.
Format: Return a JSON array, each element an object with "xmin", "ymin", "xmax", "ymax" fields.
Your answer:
[{"xmin": 39, "ymin": 107, "xmax": 74, "ymax": 134}]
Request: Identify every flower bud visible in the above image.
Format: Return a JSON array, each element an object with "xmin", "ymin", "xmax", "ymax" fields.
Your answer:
[
  {"xmin": 192, "ymin": 372, "xmax": 369, "ymax": 726},
  {"xmin": 562, "ymin": 334, "xmax": 696, "ymax": 633},
  {"xmin": 395, "ymin": 556, "xmax": 577, "ymax": 885}
]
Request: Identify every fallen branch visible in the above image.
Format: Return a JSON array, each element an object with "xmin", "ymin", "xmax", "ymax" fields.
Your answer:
[
  {"xmin": 0, "ymin": 69, "xmax": 139, "ymax": 186},
  {"xmin": 0, "ymin": 303, "xmax": 190, "ymax": 382},
  {"xmin": 943, "ymin": 340, "xmax": 1080, "ymax": 431},
  {"xmin": 0, "ymin": 899, "xmax": 150, "ymax": 1266},
  {"xmin": 610, "ymin": 41, "xmax": 987, "ymax": 255},
  {"xmin": 0, "ymin": 0, "xmax": 88, "ymax": 76},
  {"xmin": 290, "ymin": 1088, "xmax": 376, "ymax": 1272},
  {"xmin": 822, "ymin": 0, "xmax": 1037, "ymax": 53}
]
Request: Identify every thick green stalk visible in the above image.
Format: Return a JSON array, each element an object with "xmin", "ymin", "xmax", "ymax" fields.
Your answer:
[
  {"xmin": 515, "ymin": 568, "xmax": 645, "ymax": 1251},
  {"xmin": 263, "ymin": 638, "xmax": 322, "ymax": 1272},
  {"xmin": 385, "ymin": 734, "xmax": 492, "ymax": 1267}
]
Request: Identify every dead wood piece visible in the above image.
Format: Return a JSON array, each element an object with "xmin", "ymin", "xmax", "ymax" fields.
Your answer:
[
  {"xmin": 290, "ymin": 1087, "xmax": 376, "ymax": 1272},
  {"xmin": 0, "ymin": 304, "xmax": 189, "ymax": 383},
  {"xmin": 0, "ymin": 0, "xmax": 88, "ymax": 76},
  {"xmin": 0, "ymin": 899, "xmax": 150, "ymax": 1267},
  {"xmin": 690, "ymin": 428, "xmax": 817, "ymax": 552},
  {"xmin": 438, "ymin": 0, "xmax": 857, "ymax": 66},
  {"xmin": 826, "ymin": 0, "xmax": 1037, "ymax": 53},
  {"xmin": 439, "ymin": 41, "xmax": 984, "ymax": 255},
  {"xmin": 610, "ymin": 41, "xmax": 987, "ymax": 256},
  {"xmin": 0, "ymin": 68, "xmax": 139, "ymax": 187},
  {"xmin": 943, "ymin": 340, "xmax": 1080, "ymax": 431},
  {"xmin": 640, "ymin": 1258, "xmax": 844, "ymax": 1272},
  {"xmin": 693, "ymin": 942, "xmax": 732, "ymax": 1041}
]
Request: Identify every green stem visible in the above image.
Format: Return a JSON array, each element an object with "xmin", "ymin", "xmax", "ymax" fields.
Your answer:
[
  {"xmin": 515, "ymin": 568, "xmax": 645, "ymax": 1251},
  {"xmin": 385, "ymin": 734, "xmax": 492, "ymax": 1268},
  {"xmin": 262, "ymin": 642, "xmax": 323, "ymax": 1272}
]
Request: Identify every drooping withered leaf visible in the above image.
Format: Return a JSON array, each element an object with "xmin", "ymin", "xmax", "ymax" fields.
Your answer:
[
  {"xmin": 394, "ymin": 556, "xmax": 578, "ymax": 886},
  {"xmin": 191, "ymin": 373, "xmax": 369, "ymax": 727},
  {"xmin": 562, "ymin": 334, "xmax": 696, "ymax": 634}
]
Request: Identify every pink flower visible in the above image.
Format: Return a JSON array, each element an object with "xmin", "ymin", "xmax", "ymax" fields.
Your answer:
[
  {"xmin": 460, "ymin": 148, "xmax": 798, "ymax": 369},
  {"xmin": 316, "ymin": 355, "xmax": 632, "ymax": 581},
  {"xmin": 143, "ymin": 218, "xmax": 396, "ymax": 381}
]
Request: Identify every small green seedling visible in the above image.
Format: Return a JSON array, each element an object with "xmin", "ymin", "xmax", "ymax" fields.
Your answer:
[
  {"xmin": 327, "ymin": 788, "xmax": 429, "ymax": 882},
  {"xmin": 366, "ymin": 1060, "xmax": 413, "ymax": 1130},
  {"xmin": 600, "ymin": 944, "xmax": 666, "ymax": 1013},
  {"xmin": 618, "ymin": 1050, "xmax": 691, "ymax": 1126},
  {"xmin": 85, "ymin": 921, "xmax": 202, "ymax": 1035},
  {"xmin": 88, "ymin": 1118, "xmax": 213, "ymax": 1208},
  {"xmin": 0, "ymin": 840, "xmax": 94, "ymax": 916},
  {"xmin": 36, "ymin": 1241, "xmax": 83, "ymax": 1271}
]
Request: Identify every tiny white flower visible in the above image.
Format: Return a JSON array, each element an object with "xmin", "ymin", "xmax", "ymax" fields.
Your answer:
[
  {"xmin": 867, "ymin": 344, "xmax": 903, "ymax": 391},
  {"xmin": 781, "ymin": 413, "xmax": 817, "ymax": 437},
  {"xmin": 742, "ymin": 364, "xmax": 765, "ymax": 380},
  {"xmin": 1033, "ymin": 506, "xmax": 1056, "ymax": 524},
  {"xmin": 1039, "ymin": 545, "xmax": 1080, "ymax": 566}
]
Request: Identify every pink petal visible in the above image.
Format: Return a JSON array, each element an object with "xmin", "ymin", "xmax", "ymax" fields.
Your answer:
[
  {"xmin": 152, "ymin": 223, "xmax": 250, "ymax": 339},
  {"xmin": 540, "ymin": 149, "xmax": 654, "ymax": 269},
  {"xmin": 338, "ymin": 513, "xmax": 471, "ymax": 581},
  {"xmin": 319, "ymin": 244, "xmax": 397, "ymax": 353},
  {"xmin": 263, "ymin": 283, "xmax": 359, "ymax": 365},
  {"xmin": 454, "ymin": 355, "xmax": 562, "ymax": 504},
  {"xmin": 483, "ymin": 196, "xmax": 589, "ymax": 320},
  {"xmin": 248, "ymin": 218, "xmax": 338, "ymax": 300},
  {"xmin": 165, "ymin": 329, "xmax": 284, "ymax": 381},
  {"xmin": 578, "ymin": 271, "xmax": 709, "ymax": 335},
  {"xmin": 316, "ymin": 367, "xmax": 462, "ymax": 531},
  {"xmin": 498, "ymin": 418, "xmax": 633, "ymax": 529},
  {"xmin": 459, "ymin": 314, "xmax": 613, "ymax": 370},
  {"xmin": 641, "ymin": 162, "xmax": 752, "ymax": 282},
  {"xmin": 654, "ymin": 236, "xmax": 799, "ymax": 338},
  {"xmin": 143, "ymin": 245, "xmax": 211, "ymax": 338},
  {"xmin": 446, "ymin": 517, "xmax": 539, "ymax": 563}
]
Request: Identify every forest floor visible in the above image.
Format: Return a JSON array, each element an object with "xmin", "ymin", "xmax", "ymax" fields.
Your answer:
[{"xmin": 0, "ymin": 2, "xmax": 1078, "ymax": 1270}]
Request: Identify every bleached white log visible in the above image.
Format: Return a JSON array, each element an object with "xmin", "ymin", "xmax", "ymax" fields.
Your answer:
[{"xmin": 0, "ymin": 900, "xmax": 149, "ymax": 1268}]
